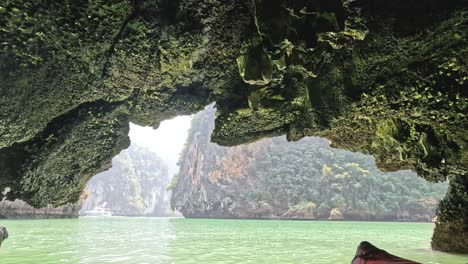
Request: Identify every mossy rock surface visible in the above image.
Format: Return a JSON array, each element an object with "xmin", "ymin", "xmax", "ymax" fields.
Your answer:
[{"xmin": 0, "ymin": 0, "xmax": 466, "ymax": 253}]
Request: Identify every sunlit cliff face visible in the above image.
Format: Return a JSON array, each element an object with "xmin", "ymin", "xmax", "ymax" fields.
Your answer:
[{"xmin": 0, "ymin": 0, "xmax": 466, "ymax": 253}]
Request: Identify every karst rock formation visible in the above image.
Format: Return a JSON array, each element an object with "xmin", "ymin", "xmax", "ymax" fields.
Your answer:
[{"xmin": 0, "ymin": 0, "xmax": 466, "ymax": 252}]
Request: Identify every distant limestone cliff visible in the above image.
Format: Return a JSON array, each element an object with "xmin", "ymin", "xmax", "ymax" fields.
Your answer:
[
  {"xmin": 81, "ymin": 144, "xmax": 175, "ymax": 217},
  {"xmin": 171, "ymin": 107, "xmax": 447, "ymax": 221}
]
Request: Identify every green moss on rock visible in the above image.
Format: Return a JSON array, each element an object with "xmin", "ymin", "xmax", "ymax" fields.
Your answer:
[{"xmin": 0, "ymin": 0, "xmax": 466, "ymax": 253}]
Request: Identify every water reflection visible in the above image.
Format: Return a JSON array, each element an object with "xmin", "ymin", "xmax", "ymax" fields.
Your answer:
[
  {"xmin": 0, "ymin": 218, "xmax": 467, "ymax": 264},
  {"xmin": 77, "ymin": 217, "xmax": 175, "ymax": 263}
]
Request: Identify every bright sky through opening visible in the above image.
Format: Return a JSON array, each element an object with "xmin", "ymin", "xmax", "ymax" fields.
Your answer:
[{"xmin": 128, "ymin": 115, "xmax": 193, "ymax": 176}]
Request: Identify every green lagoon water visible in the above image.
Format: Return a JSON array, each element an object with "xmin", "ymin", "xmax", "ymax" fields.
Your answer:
[{"xmin": 0, "ymin": 218, "xmax": 467, "ymax": 264}]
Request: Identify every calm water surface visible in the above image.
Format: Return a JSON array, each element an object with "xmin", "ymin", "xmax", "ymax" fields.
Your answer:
[{"xmin": 0, "ymin": 218, "xmax": 467, "ymax": 264}]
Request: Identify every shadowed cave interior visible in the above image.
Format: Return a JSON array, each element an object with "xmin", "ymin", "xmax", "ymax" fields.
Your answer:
[{"xmin": 0, "ymin": 0, "xmax": 466, "ymax": 254}]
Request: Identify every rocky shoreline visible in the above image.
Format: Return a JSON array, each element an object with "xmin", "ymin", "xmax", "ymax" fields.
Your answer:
[
  {"xmin": 180, "ymin": 213, "xmax": 436, "ymax": 223},
  {"xmin": 0, "ymin": 200, "xmax": 80, "ymax": 219}
]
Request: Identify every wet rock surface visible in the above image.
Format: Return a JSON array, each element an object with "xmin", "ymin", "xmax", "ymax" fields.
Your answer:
[
  {"xmin": 0, "ymin": 226, "xmax": 8, "ymax": 247},
  {"xmin": 351, "ymin": 241, "xmax": 420, "ymax": 264}
]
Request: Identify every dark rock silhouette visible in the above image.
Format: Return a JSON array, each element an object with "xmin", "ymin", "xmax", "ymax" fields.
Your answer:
[
  {"xmin": 0, "ymin": 226, "xmax": 8, "ymax": 247},
  {"xmin": 351, "ymin": 241, "xmax": 420, "ymax": 264}
]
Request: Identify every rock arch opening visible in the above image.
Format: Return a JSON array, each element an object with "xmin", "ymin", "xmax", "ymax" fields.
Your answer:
[
  {"xmin": 81, "ymin": 116, "xmax": 193, "ymax": 217},
  {"xmin": 0, "ymin": 0, "xmax": 466, "ymax": 254}
]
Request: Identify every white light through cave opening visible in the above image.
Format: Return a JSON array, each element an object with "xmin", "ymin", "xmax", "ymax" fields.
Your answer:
[{"xmin": 128, "ymin": 116, "xmax": 194, "ymax": 177}]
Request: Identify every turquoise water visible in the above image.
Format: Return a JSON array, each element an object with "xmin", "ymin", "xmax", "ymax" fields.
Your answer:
[{"xmin": 0, "ymin": 218, "xmax": 467, "ymax": 264}]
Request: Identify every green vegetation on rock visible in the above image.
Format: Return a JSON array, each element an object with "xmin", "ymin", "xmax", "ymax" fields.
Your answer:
[{"xmin": 0, "ymin": 0, "xmax": 466, "ymax": 253}]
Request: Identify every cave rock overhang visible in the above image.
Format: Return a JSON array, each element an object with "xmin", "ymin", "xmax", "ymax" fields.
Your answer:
[{"xmin": 0, "ymin": 0, "xmax": 466, "ymax": 254}]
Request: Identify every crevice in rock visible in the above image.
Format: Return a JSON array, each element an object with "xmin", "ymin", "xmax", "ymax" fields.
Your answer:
[{"xmin": 101, "ymin": 0, "xmax": 141, "ymax": 78}]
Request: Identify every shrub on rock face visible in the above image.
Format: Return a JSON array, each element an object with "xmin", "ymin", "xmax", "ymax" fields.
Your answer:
[
  {"xmin": 282, "ymin": 202, "xmax": 317, "ymax": 220},
  {"xmin": 329, "ymin": 208, "xmax": 343, "ymax": 221}
]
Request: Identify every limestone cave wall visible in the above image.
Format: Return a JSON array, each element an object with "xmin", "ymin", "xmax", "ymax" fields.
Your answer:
[{"xmin": 0, "ymin": 0, "xmax": 466, "ymax": 252}]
